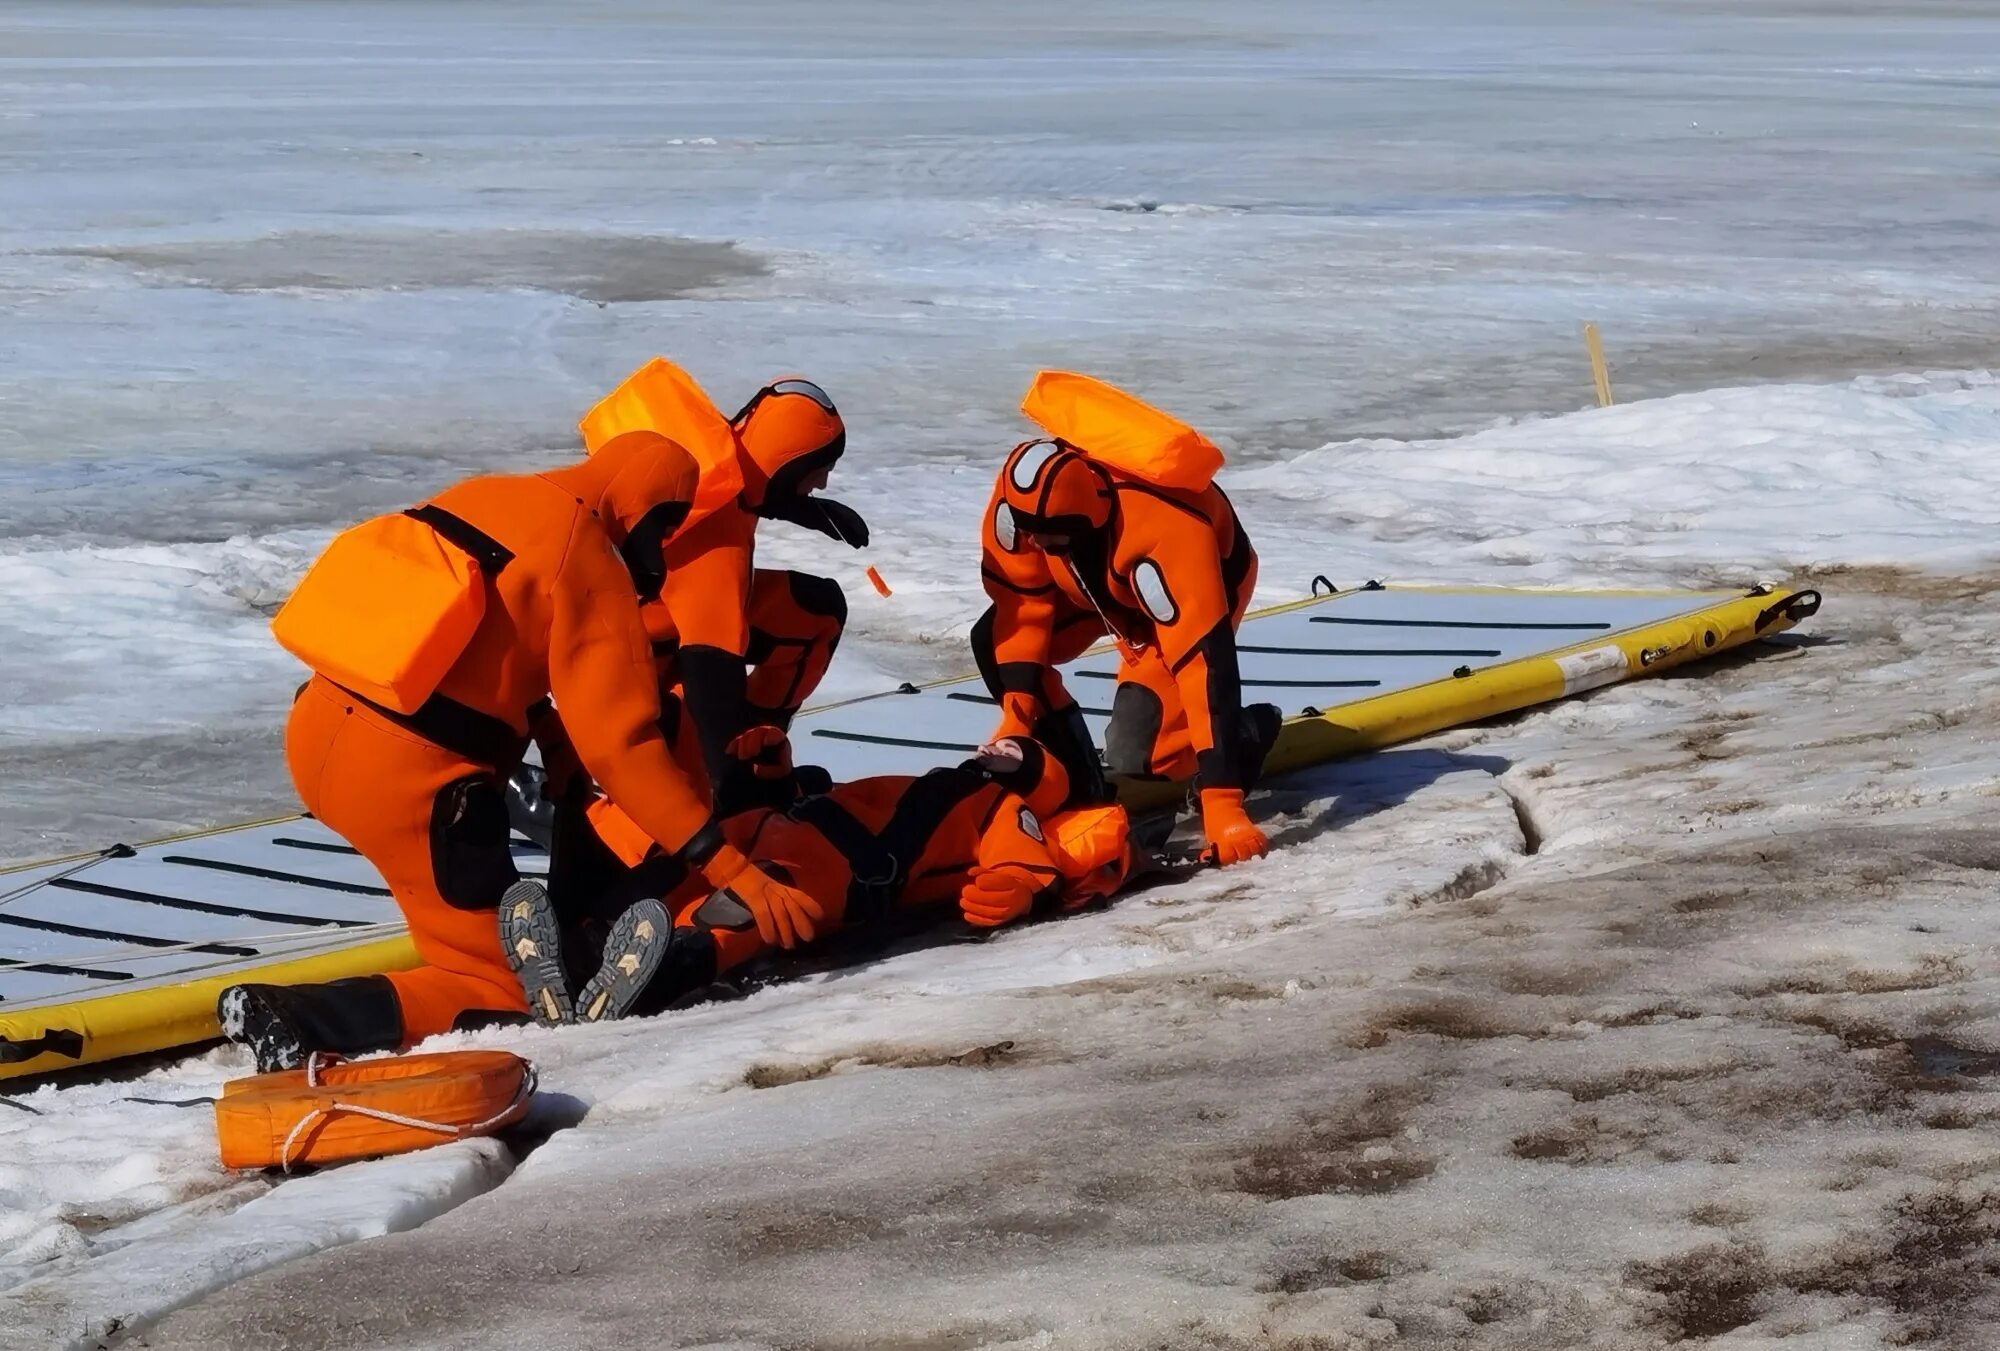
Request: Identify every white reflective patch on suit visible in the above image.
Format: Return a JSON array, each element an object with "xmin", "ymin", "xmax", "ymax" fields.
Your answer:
[
  {"xmin": 1018, "ymin": 806, "xmax": 1044, "ymax": 843},
  {"xmin": 994, "ymin": 501, "xmax": 1019, "ymax": 552},
  {"xmin": 1134, "ymin": 559, "xmax": 1178, "ymax": 624},
  {"xmin": 1009, "ymin": 441, "xmax": 1059, "ymax": 492}
]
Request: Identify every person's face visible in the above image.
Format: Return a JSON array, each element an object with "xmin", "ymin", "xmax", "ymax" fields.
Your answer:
[{"xmin": 795, "ymin": 465, "xmax": 832, "ymax": 496}]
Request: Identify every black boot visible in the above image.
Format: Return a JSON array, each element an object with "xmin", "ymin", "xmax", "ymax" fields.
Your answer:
[
  {"xmin": 1240, "ymin": 702, "xmax": 1284, "ymax": 790},
  {"xmin": 629, "ymin": 923, "xmax": 725, "ymax": 1019},
  {"xmin": 573, "ymin": 899, "xmax": 673, "ymax": 1024},
  {"xmin": 500, "ymin": 879, "xmax": 574, "ymax": 1026},
  {"xmin": 217, "ymin": 976, "xmax": 403, "ymax": 1073}
]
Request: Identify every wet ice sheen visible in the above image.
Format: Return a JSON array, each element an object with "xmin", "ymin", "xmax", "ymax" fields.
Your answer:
[{"xmin": 7, "ymin": 0, "xmax": 2000, "ymax": 849}]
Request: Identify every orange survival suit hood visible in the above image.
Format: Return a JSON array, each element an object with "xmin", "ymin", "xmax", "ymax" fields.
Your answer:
[{"xmin": 732, "ymin": 378, "xmax": 846, "ymax": 508}]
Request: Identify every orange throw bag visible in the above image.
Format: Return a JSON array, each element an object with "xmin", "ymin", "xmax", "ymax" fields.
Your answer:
[
  {"xmin": 216, "ymin": 1050, "xmax": 536, "ymax": 1171},
  {"xmin": 1020, "ymin": 370, "xmax": 1223, "ymax": 491},
  {"xmin": 272, "ymin": 510, "xmax": 495, "ymax": 714}
]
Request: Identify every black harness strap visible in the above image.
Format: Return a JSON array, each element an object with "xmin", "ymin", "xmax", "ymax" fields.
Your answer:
[
  {"xmin": 788, "ymin": 767, "xmax": 994, "ymax": 927},
  {"xmin": 404, "ymin": 504, "xmax": 515, "ymax": 574},
  {"xmin": 334, "ymin": 684, "xmax": 529, "ymax": 773}
]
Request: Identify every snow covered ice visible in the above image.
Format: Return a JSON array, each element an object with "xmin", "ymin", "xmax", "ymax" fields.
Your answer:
[{"xmin": 6, "ymin": 1, "xmax": 2000, "ymax": 1347}]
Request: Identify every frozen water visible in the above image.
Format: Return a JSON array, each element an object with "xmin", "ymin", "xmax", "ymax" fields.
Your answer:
[{"xmin": 7, "ymin": 0, "xmax": 2000, "ymax": 856}]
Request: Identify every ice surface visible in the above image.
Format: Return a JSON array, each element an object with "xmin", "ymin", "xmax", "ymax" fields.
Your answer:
[{"xmin": 8, "ymin": 0, "xmax": 2000, "ymax": 858}]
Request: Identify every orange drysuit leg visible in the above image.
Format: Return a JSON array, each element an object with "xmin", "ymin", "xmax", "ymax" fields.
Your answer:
[
  {"xmin": 743, "ymin": 568, "xmax": 846, "ymax": 724},
  {"xmin": 1105, "ymin": 572, "xmax": 1262, "ymax": 783},
  {"xmin": 286, "ymin": 678, "xmax": 529, "ymax": 1045}
]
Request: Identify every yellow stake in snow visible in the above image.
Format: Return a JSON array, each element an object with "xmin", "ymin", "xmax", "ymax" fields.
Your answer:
[{"xmin": 1583, "ymin": 322, "xmax": 1614, "ymax": 407}]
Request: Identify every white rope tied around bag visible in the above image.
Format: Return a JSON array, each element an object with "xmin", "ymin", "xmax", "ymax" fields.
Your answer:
[{"xmin": 278, "ymin": 1052, "xmax": 539, "ymax": 1173}]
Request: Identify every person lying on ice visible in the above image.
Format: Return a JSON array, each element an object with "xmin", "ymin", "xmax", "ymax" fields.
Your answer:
[
  {"xmin": 972, "ymin": 370, "xmax": 1281, "ymax": 866},
  {"xmin": 499, "ymin": 735, "xmax": 1137, "ymax": 1025},
  {"xmin": 219, "ymin": 431, "xmax": 825, "ymax": 1072},
  {"xmin": 525, "ymin": 358, "xmax": 865, "ymax": 823}
]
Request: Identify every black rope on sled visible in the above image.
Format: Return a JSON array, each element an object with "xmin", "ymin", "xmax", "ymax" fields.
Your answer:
[
  {"xmin": 122, "ymin": 1095, "xmax": 220, "ymax": 1109},
  {"xmin": 0, "ymin": 843, "xmax": 136, "ymax": 912}
]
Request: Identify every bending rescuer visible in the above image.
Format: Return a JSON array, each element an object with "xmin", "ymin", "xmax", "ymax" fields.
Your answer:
[
  {"xmin": 972, "ymin": 370, "xmax": 1281, "ymax": 866},
  {"xmin": 560, "ymin": 358, "xmax": 863, "ymax": 820},
  {"xmin": 222, "ymin": 428, "xmax": 823, "ymax": 1072}
]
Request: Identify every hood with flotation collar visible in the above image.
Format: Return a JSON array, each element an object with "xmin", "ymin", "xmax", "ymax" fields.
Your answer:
[
  {"xmin": 733, "ymin": 377, "xmax": 846, "ymax": 509},
  {"xmin": 541, "ymin": 428, "xmax": 699, "ymax": 602},
  {"xmin": 579, "ymin": 358, "xmax": 746, "ymax": 531}
]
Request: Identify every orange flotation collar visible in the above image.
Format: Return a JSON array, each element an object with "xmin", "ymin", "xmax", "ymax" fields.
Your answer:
[
  {"xmin": 1019, "ymin": 370, "xmax": 1223, "ymax": 491},
  {"xmin": 216, "ymin": 1049, "xmax": 536, "ymax": 1171},
  {"xmin": 1046, "ymin": 803, "xmax": 1136, "ymax": 906},
  {"xmin": 580, "ymin": 357, "xmax": 745, "ymax": 529}
]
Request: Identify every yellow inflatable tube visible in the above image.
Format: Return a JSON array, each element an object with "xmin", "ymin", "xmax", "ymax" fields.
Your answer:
[
  {"xmin": 0, "ymin": 937, "xmax": 420, "ymax": 1085},
  {"xmin": 1120, "ymin": 583, "xmax": 1820, "ymax": 810}
]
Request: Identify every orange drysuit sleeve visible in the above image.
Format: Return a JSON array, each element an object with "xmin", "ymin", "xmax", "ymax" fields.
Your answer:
[
  {"xmin": 656, "ymin": 508, "xmax": 758, "ymax": 793},
  {"xmin": 658, "ymin": 509, "xmax": 756, "ymax": 657},
  {"xmin": 979, "ymin": 503, "xmax": 1078, "ymax": 728},
  {"xmin": 960, "ymin": 791, "xmax": 1066, "ymax": 926},
  {"xmin": 548, "ymin": 522, "xmax": 715, "ymax": 856},
  {"xmin": 1135, "ymin": 515, "xmax": 1251, "ymax": 790},
  {"xmin": 976, "ymin": 796, "xmax": 1066, "ymax": 888}
]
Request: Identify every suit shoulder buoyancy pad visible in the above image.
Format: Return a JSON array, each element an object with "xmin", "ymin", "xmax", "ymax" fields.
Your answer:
[
  {"xmin": 1020, "ymin": 370, "xmax": 1223, "ymax": 491},
  {"xmin": 581, "ymin": 357, "xmax": 745, "ymax": 526},
  {"xmin": 272, "ymin": 507, "xmax": 506, "ymax": 715}
]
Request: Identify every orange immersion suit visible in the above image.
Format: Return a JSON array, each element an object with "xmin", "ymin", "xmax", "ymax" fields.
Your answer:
[
  {"xmin": 580, "ymin": 361, "xmax": 862, "ymax": 815},
  {"xmin": 571, "ymin": 739, "xmax": 1135, "ymax": 1012},
  {"xmin": 259, "ymin": 430, "xmax": 810, "ymax": 1058},
  {"xmin": 970, "ymin": 372, "xmax": 1274, "ymax": 864}
]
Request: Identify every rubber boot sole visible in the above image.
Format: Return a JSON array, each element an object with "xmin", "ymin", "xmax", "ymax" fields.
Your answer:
[
  {"xmin": 500, "ymin": 879, "xmax": 574, "ymax": 1026},
  {"xmin": 217, "ymin": 984, "xmax": 307, "ymax": 1074},
  {"xmin": 574, "ymin": 899, "xmax": 671, "ymax": 1024}
]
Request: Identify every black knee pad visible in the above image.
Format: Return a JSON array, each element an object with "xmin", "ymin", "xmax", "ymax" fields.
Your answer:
[
  {"xmin": 430, "ymin": 774, "xmax": 521, "ymax": 911},
  {"xmin": 787, "ymin": 570, "xmax": 848, "ymax": 627},
  {"xmin": 1105, "ymin": 682, "xmax": 1165, "ymax": 776}
]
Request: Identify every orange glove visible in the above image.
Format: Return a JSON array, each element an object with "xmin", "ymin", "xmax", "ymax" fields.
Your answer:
[
  {"xmin": 701, "ymin": 843, "xmax": 824, "ymax": 949},
  {"xmin": 1199, "ymin": 788, "xmax": 1268, "ymax": 867},
  {"xmin": 958, "ymin": 866, "xmax": 1039, "ymax": 928},
  {"xmin": 725, "ymin": 724, "xmax": 792, "ymax": 781}
]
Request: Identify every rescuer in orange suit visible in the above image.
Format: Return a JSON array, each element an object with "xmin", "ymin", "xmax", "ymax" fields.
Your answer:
[
  {"xmin": 570, "ymin": 361, "xmax": 865, "ymax": 817},
  {"xmin": 499, "ymin": 736, "xmax": 1137, "ymax": 1024},
  {"xmin": 219, "ymin": 430, "xmax": 825, "ymax": 1072},
  {"xmin": 970, "ymin": 371, "xmax": 1281, "ymax": 866}
]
